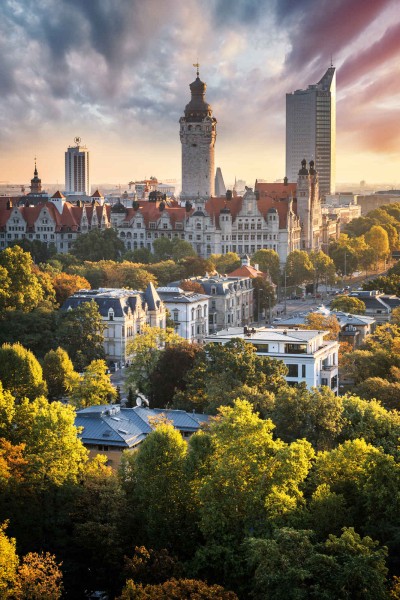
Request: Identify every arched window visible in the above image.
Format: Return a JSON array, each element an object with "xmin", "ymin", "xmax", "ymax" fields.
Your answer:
[
  {"xmin": 191, "ymin": 308, "xmax": 195, "ymax": 320},
  {"xmin": 196, "ymin": 222, "xmax": 201, "ymax": 230}
]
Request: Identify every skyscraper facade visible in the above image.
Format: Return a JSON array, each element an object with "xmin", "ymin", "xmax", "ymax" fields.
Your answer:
[
  {"xmin": 286, "ymin": 66, "xmax": 336, "ymax": 197},
  {"xmin": 65, "ymin": 138, "xmax": 90, "ymax": 195},
  {"xmin": 180, "ymin": 67, "xmax": 217, "ymax": 199}
]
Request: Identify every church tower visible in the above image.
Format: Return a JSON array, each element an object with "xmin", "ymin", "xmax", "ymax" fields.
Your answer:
[
  {"xmin": 180, "ymin": 65, "xmax": 217, "ymax": 199},
  {"xmin": 30, "ymin": 160, "xmax": 42, "ymax": 194}
]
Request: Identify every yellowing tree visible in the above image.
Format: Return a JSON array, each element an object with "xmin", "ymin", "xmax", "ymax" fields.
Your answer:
[
  {"xmin": 13, "ymin": 552, "xmax": 63, "ymax": 600},
  {"xmin": 0, "ymin": 522, "xmax": 19, "ymax": 597},
  {"xmin": 0, "ymin": 246, "xmax": 45, "ymax": 313},
  {"xmin": 304, "ymin": 313, "xmax": 340, "ymax": 340},
  {"xmin": 365, "ymin": 225, "xmax": 390, "ymax": 265},
  {"xmin": 0, "ymin": 343, "xmax": 47, "ymax": 401},
  {"xmin": 70, "ymin": 359, "xmax": 117, "ymax": 409}
]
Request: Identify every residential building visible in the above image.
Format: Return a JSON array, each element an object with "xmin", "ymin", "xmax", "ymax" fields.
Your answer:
[
  {"xmin": 157, "ymin": 287, "xmax": 210, "ymax": 343},
  {"xmin": 286, "ymin": 66, "xmax": 336, "ymax": 197},
  {"xmin": 180, "ymin": 66, "xmax": 216, "ymax": 199},
  {"xmin": 75, "ymin": 404, "xmax": 208, "ymax": 467},
  {"xmin": 61, "ymin": 285, "xmax": 166, "ymax": 366},
  {"xmin": 357, "ymin": 191, "xmax": 400, "ymax": 215},
  {"xmin": 205, "ymin": 326, "xmax": 339, "ymax": 392},
  {"xmin": 272, "ymin": 306, "xmax": 376, "ymax": 348},
  {"xmin": 172, "ymin": 274, "xmax": 254, "ymax": 332},
  {"xmin": 65, "ymin": 138, "xmax": 90, "ymax": 195},
  {"xmin": 349, "ymin": 290, "xmax": 400, "ymax": 323}
]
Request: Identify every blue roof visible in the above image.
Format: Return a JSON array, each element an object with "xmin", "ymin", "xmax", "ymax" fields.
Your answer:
[{"xmin": 75, "ymin": 404, "xmax": 208, "ymax": 448}]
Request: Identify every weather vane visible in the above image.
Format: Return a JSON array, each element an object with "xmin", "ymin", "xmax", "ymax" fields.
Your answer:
[{"xmin": 193, "ymin": 62, "xmax": 200, "ymax": 77}]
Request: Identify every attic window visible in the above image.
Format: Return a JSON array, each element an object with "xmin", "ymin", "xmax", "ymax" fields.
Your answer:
[{"xmin": 108, "ymin": 309, "xmax": 114, "ymax": 321}]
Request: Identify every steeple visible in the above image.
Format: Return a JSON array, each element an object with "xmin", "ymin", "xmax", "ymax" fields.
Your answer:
[{"xmin": 30, "ymin": 158, "xmax": 42, "ymax": 194}]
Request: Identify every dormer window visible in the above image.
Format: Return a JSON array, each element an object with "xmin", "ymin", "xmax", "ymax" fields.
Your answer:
[
  {"xmin": 211, "ymin": 286, "xmax": 216, "ymax": 295},
  {"xmin": 108, "ymin": 309, "xmax": 114, "ymax": 321}
]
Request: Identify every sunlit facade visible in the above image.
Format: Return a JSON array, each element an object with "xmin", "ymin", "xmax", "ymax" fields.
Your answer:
[{"xmin": 286, "ymin": 66, "xmax": 336, "ymax": 197}]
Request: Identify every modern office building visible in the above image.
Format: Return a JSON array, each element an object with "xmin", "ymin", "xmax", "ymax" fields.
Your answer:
[
  {"xmin": 286, "ymin": 66, "xmax": 336, "ymax": 198},
  {"xmin": 65, "ymin": 138, "xmax": 90, "ymax": 195},
  {"xmin": 180, "ymin": 66, "xmax": 217, "ymax": 199}
]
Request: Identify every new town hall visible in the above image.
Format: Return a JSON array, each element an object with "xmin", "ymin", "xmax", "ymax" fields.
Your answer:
[{"xmin": 0, "ymin": 70, "xmax": 339, "ymax": 263}]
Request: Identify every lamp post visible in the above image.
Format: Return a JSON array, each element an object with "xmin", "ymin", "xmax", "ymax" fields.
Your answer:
[{"xmin": 284, "ymin": 268, "xmax": 287, "ymax": 315}]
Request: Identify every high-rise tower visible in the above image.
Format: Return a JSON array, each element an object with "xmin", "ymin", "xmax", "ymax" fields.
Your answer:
[
  {"xmin": 286, "ymin": 66, "xmax": 336, "ymax": 197},
  {"xmin": 180, "ymin": 66, "xmax": 217, "ymax": 199},
  {"xmin": 65, "ymin": 137, "xmax": 90, "ymax": 195}
]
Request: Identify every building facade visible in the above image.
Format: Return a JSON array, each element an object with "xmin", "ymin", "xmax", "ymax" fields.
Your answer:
[
  {"xmin": 156, "ymin": 287, "xmax": 210, "ymax": 343},
  {"xmin": 174, "ymin": 274, "xmax": 254, "ymax": 332},
  {"xmin": 62, "ymin": 285, "xmax": 166, "ymax": 366},
  {"xmin": 205, "ymin": 327, "xmax": 339, "ymax": 392},
  {"xmin": 286, "ymin": 66, "xmax": 336, "ymax": 197},
  {"xmin": 180, "ymin": 68, "xmax": 216, "ymax": 199},
  {"xmin": 65, "ymin": 139, "xmax": 90, "ymax": 195}
]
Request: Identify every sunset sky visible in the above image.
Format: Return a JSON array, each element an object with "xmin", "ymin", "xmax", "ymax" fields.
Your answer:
[{"xmin": 0, "ymin": 0, "xmax": 399, "ymax": 189}]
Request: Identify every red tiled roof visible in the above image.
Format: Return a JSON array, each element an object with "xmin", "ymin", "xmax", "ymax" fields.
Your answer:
[
  {"xmin": 255, "ymin": 181, "xmax": 297, "ymax": 199},
  {"xmin": 227, "ymin": 264, "xmax": 265, "ymax": 279},
  {"xmin": 91, "ymin": 189, "xmax": 103, "ymax": 198},
  {"xmin": 51, "ymin": 190, "xmax": 65, "ymax": 198}
]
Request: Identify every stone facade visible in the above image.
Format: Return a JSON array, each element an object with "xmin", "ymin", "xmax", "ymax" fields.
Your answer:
[
  {"xmin": 157, "ymin": 287, "xmax": 210, "ymax": 343},
  {"xmin": 180, "ymin": 70, "xmax": 216, "ymax": 199},
  {"xmin": 61, "ymin": 285, "xmax": 166, "ymax": 366}
]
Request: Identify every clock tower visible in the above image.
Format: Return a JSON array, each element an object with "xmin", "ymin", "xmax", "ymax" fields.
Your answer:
[{"xmin": 180, "ymin": 65, "xmax": 217, "ymax": 199}]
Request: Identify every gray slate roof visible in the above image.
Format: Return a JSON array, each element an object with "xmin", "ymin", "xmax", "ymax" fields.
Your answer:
[{"xmin": 75, "ymin": 404, "xmax": 208, "ymax": 449}]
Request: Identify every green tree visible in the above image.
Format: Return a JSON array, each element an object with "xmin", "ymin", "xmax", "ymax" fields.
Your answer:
[
  {"xmin": 122, "ymin": 423, "xmax": 194, "ymax": 552},
  {"xmin": 270, "ymin": 386, "xmax": 344, "ymax": 451},
  {"xmin": 330, "ymin": 243, "xmax": 358, "ymax": 277},
  {"xmin": 331, "ymin": 295, "xmax": 366, "ymax": 314},
  {"xmin": 252, "ymin": 277, "xmax": 276, "ymax": 321},
  {"xmin": 70, "ymin": 359, "xmax": 117, "ymax": 409},
  {"xmin": 309, "ymin": 250, "xmax": 336, "ymax": 290},
  {"xmin": 195, "ymin": 400, "xmax": 314, "ymax": 542},
  {"xmin": 0, "ymin": 522, "xmax": 18, "ymax": 598},
  {"xmin": 148, "ymin": 342, "xmax": 202, "ymax": 408},
  {"xmin": 245, "ymin": 527, "xmax": 389, "ymax": 600},
  {"xmin": 71, "ymin": 456, "xmax": 125, "ymax": 595},
  {"xmin": 251, "ymin": 249, "xmax": 280, "ymax": 284},
  {"xmin": 10, "ymin": 397, "xmax": 88, "ymax": 486},
  {"xmin": 71, "ymin": 227, "xmax": 125, "ymax": 261},
  {"xmin": 210, "ymin": 252, "xmax": 241, "ymax": 275},
  {"xmin": 147, "ymin": 260, "xmax": 184, "ymax": 286},
  {"xmin": 123, "ymin": 247, "xmax": 154, "ymax": 264},
  {"xmin": 0, "ymin": 343, "xmax": 47, "ymax": 401},
  {"xmin": 179, "ymin": 256, "xmax": 214, "ymax": 278},
  {"xmin": 9, "ymin": 239, "xmax": 56, "ymax": 264},
  {"xmin": 57, "ymin": 300, "xmax": 105, "ymax": 371},
  {"xmin": 355, "ymin": 378, "xmax": 400, "ymax": 411},
  {"xmin": 0, "ymin": 308, "xmax": 58, "ymax": 360},
  {"xmin": 42, "ymin": 348, "xmax": 80, "ymax": 401},
  {"xmin": 339, "ymin": 395, "xmax": 400, "ymax": 456},
  {"xmin": 285, "ymin": 250, "xmax": 314, "ymax": 287},
  {"xmin": 173, "ymin": 338, "xmax": 288, "ymax": 414},
  {"xmin": 170, "ymin": 238, "xmax": 196, "ymax": 261},
  {"xmin": 0, "ymin": 246, "xmax": 45, "ymax": 314},
  {"xmin": 125, "ymin": 326, "xmax": 182, "ymax": 401}
]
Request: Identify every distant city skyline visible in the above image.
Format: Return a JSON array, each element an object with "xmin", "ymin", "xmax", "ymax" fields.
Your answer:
[{"xmin": 0, "ymin": 0, "xmax": 399, "ymax": 187}]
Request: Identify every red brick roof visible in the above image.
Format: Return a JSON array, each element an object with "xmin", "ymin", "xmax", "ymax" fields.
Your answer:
[{"xmin": 227, "ymin": 264, "xmax": 265, "ymax": 278}]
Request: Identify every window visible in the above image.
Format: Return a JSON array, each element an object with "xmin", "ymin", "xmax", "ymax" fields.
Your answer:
[
  {"xmin": 253, "ymin": 343, "xmax": 269, "ymax": 352},
  {"xmin": 173, "ymin": 309, "xmax": 179, "ymax": 322},
  {"xmin": 302, "ymin": 364, "xmax": 306, "ymax": 378},
  {"xmin": 285, "ymin": 343, "xmax": 307, "ymax": 354},
  {"xmin": 287, "ymin": 364, "xmax": 298, "ymax": 377}
]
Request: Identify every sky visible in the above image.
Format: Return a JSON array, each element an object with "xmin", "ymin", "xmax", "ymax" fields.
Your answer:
[{"xmin": 0, "ymin": 0, "xmax": 399, "ymax": 190}]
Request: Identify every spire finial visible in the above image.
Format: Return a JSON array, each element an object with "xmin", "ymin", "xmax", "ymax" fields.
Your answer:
[
  {"xmin": 34, "ymin": 156, "xmax": 38, "ymax": 176},
  {"xmin": 193, "ymin": 62, "xmax": 200, "ymax": 78},
  {"xmin": 330, "ymin": 55, "xmax": 333, "ymax": 67}
]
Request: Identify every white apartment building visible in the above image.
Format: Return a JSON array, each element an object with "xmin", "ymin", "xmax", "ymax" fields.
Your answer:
[
  {"xmin": 157, "ymin": 287, "xmax": 210, "ymax": 343},
  {"xmin": 205, "ymin": 327, "xmax": 339, "ymax": 392},
  {"xmin": 61, "ymin": 285, "xmax": 166, "ymax": 366},
  {"xmin": 286, "ymin": 66, "xmax": 336, "ymax": 197}
]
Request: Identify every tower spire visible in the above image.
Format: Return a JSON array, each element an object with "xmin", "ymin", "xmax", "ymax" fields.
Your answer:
[{"xmin": 193, "ymin": 62, "xmax": 200, "ymax": 78}]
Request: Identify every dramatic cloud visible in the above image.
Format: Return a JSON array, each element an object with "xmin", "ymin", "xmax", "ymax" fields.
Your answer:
[{"xmin": 0, "ymin": 0, "xmax": 399, "ymax": 186}]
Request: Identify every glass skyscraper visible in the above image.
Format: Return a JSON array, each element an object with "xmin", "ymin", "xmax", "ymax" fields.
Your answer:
[{"xmin": 286, "ymin": 66, "xmax": 336, "ymax": 197}]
